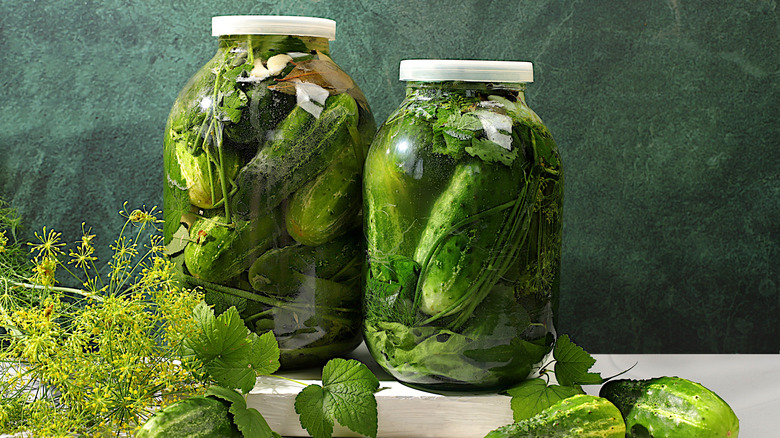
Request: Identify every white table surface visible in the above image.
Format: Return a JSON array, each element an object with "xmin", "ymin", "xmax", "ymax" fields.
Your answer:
[{"xmin": 250, "ymin": 343, "xmax": 778, "ymax": 437}]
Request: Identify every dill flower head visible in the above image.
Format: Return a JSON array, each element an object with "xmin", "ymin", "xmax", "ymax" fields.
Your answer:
[
  {"xmin": 28, "ymin": 226, "xmax": 65, "ymax": 259},
  {"xmin": 31, "ymin": 257, "xmax": 57, "ymax": 286},
  {"xmin": 0, "ymin": 230, "xmax": 7, "ymax": 253}
]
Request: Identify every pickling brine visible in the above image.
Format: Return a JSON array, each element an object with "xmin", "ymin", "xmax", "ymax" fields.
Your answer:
[
  {"xmin": 363, "ymin": 60, "xmax": 563, "ymax": 391},
  {"xmin": 163, "ymin": 16, "xmax": 375, "ymax": 369}
]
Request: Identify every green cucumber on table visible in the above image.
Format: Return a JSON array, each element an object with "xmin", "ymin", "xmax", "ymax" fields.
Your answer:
[
  {"xmin": 485, "ymin": 394, "xmax": 626, "ymax": 438},
  {"xmin": 600, "ymin": 376, "xmax": 739, "ymax": 437},
  {"xmin": 136, "ymin": 396, "xmax": 242, "ymax": 438}
]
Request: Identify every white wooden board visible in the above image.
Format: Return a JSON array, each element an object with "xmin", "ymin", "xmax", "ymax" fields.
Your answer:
[{"xmin": 247, "ymin": 344, "xmax": 779, "ymax": 437}]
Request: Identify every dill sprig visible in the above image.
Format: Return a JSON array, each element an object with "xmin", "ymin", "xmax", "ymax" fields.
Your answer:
[{"xmin": 0, "ymin": 201, "xmax": 205, "ymax": 436}]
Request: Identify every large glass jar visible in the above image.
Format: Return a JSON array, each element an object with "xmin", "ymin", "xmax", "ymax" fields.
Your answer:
[
  {"xmin": 363, "ymin": 60, "xmax": 563, "ymax": 391},
  {"xmin": 163, "ymin": 16, "xmax": 375, "ymax": 369}
]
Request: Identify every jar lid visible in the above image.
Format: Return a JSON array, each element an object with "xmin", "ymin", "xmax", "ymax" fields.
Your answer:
[
  {"xmin": 212, "ymin": 15, "xmax": 336, "ymax": 40},
  {"xmin": 399, "ymin": 59, "xmax": 533, "ymax": 83}
]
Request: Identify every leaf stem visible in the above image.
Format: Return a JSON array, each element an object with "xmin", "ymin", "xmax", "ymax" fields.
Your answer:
[{"xmin": 271, "ymin": 374, "xmax": 308, "ymax": 387}]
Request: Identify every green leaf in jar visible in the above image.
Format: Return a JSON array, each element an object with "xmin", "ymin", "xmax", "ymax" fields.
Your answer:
[{"xmin": 465, "ymin": 137, "xmax": 519, "ymax": 166}]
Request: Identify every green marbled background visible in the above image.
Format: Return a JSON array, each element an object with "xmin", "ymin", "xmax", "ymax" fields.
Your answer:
[{"xmin": 1, "ymin": 0, "xmax": 777, "ymax": 353}]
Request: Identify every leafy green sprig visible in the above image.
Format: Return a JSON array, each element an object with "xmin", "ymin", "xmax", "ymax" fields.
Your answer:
[
  {"xmin": 186, "ymin": 302, "xmax": 381, "ymax": 438},
  {"xmin": 503, "ymin": 334, "xmax": 603, "ymax": 422}
]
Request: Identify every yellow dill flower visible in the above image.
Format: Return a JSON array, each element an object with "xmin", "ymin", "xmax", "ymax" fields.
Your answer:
[
  {"xmin": 69, "ymin": 244, "xmax": 97, "ymax": 269},
  {"xmin": 31, "ymin": 256, "xmax": 57, "ymax": 286},
  {"xmin": 147, "ymin": 234, "xmax": 166, "ymax": 254},
  {"xmin": 110, "ymin": 236, "xmax": 139, "ymax": 260},
  {"xmin": 80, "ymin": 223, "xmax": 96, "ymax": 250},
  {"xmin": 28, "ymin": 226, "xmax": 65, "ymax": 259},
  {"xmin": 120, "ymin": 203, "xmax": 163, "ymax": 227},
  {"xmin": 0, "ymin": 230, "xmax": 7, "ymax": 253},
  {"xmin": 128, "ymin": 208, "xmax": 163, "ymax": 225}
]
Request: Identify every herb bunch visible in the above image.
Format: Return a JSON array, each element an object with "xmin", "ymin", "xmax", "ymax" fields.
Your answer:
[
  {"xmin": 0, "ymin": 202, "xmax": 204, "ymax": 436},
  {"xmin": 0, "ymin": 199, "xmax": 383, "ymax": 438}
]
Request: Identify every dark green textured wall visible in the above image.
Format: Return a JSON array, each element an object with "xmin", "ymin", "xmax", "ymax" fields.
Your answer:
[{"xmin": 1, "ymin": 0, "xmax": 777, "ymax": 353}]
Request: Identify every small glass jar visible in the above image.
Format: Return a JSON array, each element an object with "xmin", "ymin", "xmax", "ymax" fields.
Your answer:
[
  {"xmin": 363, "ymin": 60, "xmax": 563, "ymax": 391},
  {"xmin": 163, "ymin": 16, "xmax": 375, "ymax": 369}
]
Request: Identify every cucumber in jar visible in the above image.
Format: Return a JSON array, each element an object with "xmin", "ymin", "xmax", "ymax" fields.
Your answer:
[
  {"xmin": 231, "ymin": 92, "xmax": 359, "ymax": 219},
  {"xmin": 285, "ymin": 145, "xmax": 363, "ymax": 247},
  {"xmin": 412, "ymin": 157, "xmax": 522, "ymax": 318}
]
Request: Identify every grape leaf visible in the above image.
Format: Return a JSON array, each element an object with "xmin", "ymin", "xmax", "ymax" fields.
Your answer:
[
  {"xmin": 164, "ymin": 224, "xmax": 190, "ymax": 256},
  {"xmin": 188, "ymin": 304, "xmax": 250, "ymax": 363},
  {"xmin": 294, "ymin": 358, "xmax": 380, "ymax": 438},
  {"xmin": 205, "ymin": 386, "xmax": 279, "ymax": 438},
  {"xmin": 553, "ymin": 334, "xmax": 602, "ymax": 386},
  {"xmin": 205, "ymin": 353, "xmax": 258, "ymax": 395},
  {"xmin": 295, "ymin": 385, "xmax": 333, "ymax": 438},
  {"xmin": 505, "ymin": 378, "xmax": 583, "ymax": 422},
  {"xmin": 163, "ymin": 143, "xmax": 193, "ymax": 245},
  {"xmin": 250, "ymin": 330, "xmax": 281, "ymax": 375},
  {"xmin": 187, "ymin": 302, "xmax": 282, "ymax": 393},
  {"xmin": 204, "ymin": 287, "xmax": 248, "ymax": 315}
]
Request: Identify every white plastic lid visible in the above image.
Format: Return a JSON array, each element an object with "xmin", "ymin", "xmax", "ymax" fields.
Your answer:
[
  {"xmin": 399, "ymin": 59, "xmax": 533, "ymax": 83},
  {"xmin": 212, "ymin": 16, "xmax": 336, "ymax": 40}
]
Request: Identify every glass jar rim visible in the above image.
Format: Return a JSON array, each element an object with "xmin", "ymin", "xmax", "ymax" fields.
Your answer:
[
  {"xmin": 212, "ymin": 15, "xmax": 336, "ymax": 40},
  {"xmin": 399, "ymin": 59, "xmax": 533, "ymax": 83}
]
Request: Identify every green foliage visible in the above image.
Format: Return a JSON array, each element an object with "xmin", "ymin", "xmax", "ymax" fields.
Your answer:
[
  {"xmin": 295, "ymin": 358, "xmax": 380, "ymax": 438},
  {"xmin": 0, "ymin": 203, "xmax": 206, "ymax": 436},
  {"xmin": 506, "ymin": 379, "xmax": 583, "ymax": 422},
  {"xmin": 553, "ymin": 334, "xmax": 603, "ymax": 386},
  {"xmin": 187, "ymin": 302, "xmax": 280, "ymax": 394},
  {"xmin": 465, "ymin": 137, "xmax": 520, "ymax": 166},
  {"xmin": 504, "ymin": 335, "xmax": 602, "ymax": 421},
  {"xmin": 204, "ymin": 386, "xmax": 279, "ymax": 438}
]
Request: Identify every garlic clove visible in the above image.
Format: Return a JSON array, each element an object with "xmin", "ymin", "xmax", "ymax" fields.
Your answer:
[
  {"xmin": 250, "ymin": 59, "xmax": 269, "ymax": 80},
  {"xmin": 266, "ymin": 54, "xmax": 293, "ymax": 76}
]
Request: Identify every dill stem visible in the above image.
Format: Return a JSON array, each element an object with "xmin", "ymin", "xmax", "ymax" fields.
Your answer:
[{"xmin": 8, "ymin": 280, "xmax": 103, "ymax": 302}]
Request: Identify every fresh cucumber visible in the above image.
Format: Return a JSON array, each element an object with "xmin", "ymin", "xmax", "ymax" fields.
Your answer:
[
  {"xmin": 136, "ymin": 396, "xmax": 241, "ymax": 438},
  {"xmin": 184, "ymin": 211, "xmax": 283, "ymax": 283},
  {"xmin": 364, "ymin": 115, "xmax": 434, "ymax": 270},
  {"xmin": 413, "ymin": 157, "xmax": 520, "ymax": 316},
  {"xmin": 485, "ymin": 394, "xmax": 625, "ymax": 438},
  {"xmin": 284, "ymin": 145, "xmax": 362, "ymax": 246},
  {"xmin": 600, "ymin": 376, "xmax": 739, "ymax": 437},
  {"xmin": 232, "ymin": 92, "xmax": 359, "ymax": 219},
  {"xmin": 248, "ymin": 232, "xmax": 362, "ymax": 296}
]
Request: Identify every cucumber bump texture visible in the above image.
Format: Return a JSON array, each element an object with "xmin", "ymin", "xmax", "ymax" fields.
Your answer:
[
  {"xmin": 135, "ymin": 396, "xmax": 242, "ymax": 438},
  {"xmin": 485, "ymin": 394, "xmax": 625, "ymax": 438},
  {"xmin": 600, "ymin": 376, "xmax": 739, "ymax": 437},
  {"xmin": 232, "ymin": 92, "xmax": 359, "ymax": 219}
]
